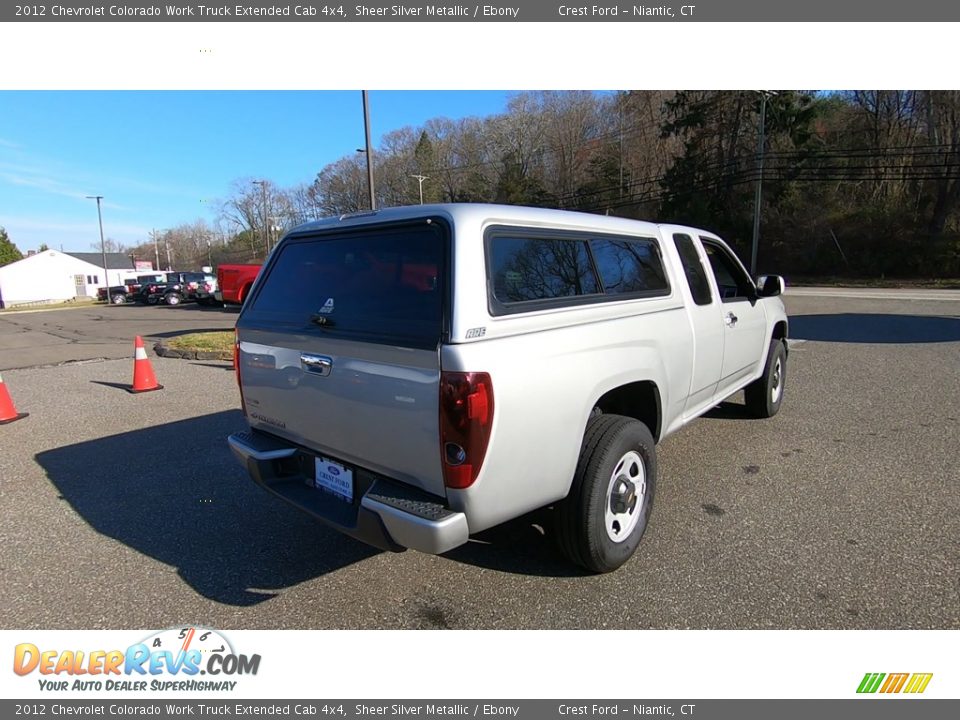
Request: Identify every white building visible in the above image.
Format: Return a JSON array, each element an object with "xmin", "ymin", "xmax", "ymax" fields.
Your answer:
[{"xmin": 0, "ymin": 250, "xmax": 143, "ymax": 308}]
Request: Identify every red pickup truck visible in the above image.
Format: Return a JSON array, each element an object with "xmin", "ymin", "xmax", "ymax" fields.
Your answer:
[{"xmin": 216, "ymin": 264, "xmax": 262, "ymax": 305}]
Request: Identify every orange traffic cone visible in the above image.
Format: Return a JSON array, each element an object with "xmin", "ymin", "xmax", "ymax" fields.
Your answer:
[
  {"xmin": 129, "ymin": 336, "xmax": 163, "ymax": 393},
  {"xmin": 0, "ymin": 372, "xmax": 28, "ymax": 424}
]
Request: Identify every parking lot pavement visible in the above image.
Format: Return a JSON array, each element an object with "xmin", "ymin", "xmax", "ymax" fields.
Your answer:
[
  {"xmin": 0, "ymin": 294, "xmax": 957, "ymax": 630},
  {"xmin": 0, "ymin": 302, "xmax": 238, "ymax": 371}
]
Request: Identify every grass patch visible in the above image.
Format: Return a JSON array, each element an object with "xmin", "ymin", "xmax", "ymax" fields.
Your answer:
[
  {"xmin": 0, "ymin": 298, "xmax": 99, "ymax": 313},
  {"xmin": 165, "ymin": 331, "xmax": 234, "ymax": 353}
]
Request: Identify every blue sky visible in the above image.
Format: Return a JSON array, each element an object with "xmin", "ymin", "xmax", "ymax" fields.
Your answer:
[{"xmin": 0, "ymin": 91, "xmax": 514, "ymax": 253}]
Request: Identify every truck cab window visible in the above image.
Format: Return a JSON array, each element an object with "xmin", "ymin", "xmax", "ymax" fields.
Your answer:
[
  {"xmin": 701, "ymin": 241, "xmax": 754, "ymax": 302},
  {"xmin": 671, "ymin": 233, "xmax": 712, "ymax": 306}
]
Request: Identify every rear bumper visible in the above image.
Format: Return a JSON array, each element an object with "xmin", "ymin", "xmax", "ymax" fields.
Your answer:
[{"xmin": 227, "ymin": 430, "xmax": 469, "ymax": 555}]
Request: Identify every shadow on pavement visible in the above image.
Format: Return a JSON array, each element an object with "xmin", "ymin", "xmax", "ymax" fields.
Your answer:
[
  {"xmin": 90, "ymin": 380, "xmax": 133, "ymax": 392},
  {"xmin": 791, "ymin": 313, "xmax": 960, "ymax": 343},
  {"xmin": 703, "ymin": 400, "xmax": 755, "ymax": 420},
  {"xmin": 444, "ymin": 507, "xmax": 585, "ymax": 578},
  {"xmin": 35, "ymin": 410, "xmax": 378, "ymax": 606}
]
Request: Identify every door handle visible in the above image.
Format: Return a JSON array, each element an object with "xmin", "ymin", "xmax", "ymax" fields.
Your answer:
[
  {"xmin": 725, "ymin": 312, "xmax": 738, "ymax": 327},
  {"xmin": 300, "ymin": 353, "xmax": 333, "ymax": 376}
]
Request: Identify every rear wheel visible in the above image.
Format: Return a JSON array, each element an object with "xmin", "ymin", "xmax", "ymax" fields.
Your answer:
[
  {"xmin": 745, "ymin": 339, "xmax": 787, "ymax": 418},
  {"xmin": 110, "ymin": 293, "xmax": 126, "ymax": 305},
  {"xmin": 556, "ymin": 414, "xmax": 657, "ymax": 573},
  {"xmin": 165, "ymin": 293, "xmax": 182, "ymax": 306}
]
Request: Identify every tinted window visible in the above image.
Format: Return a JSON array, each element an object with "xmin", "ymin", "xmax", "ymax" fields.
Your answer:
[
  {"xmin": 491, "ymin": 237, "xmax": 599, "ymax": 303},
  {"xmin": 247, "ymin": 222, "xmax": 445, "ymax": 348},
  {"xmin": 591, "ymin": 238, "xmax": 669, "ymax": 296},
  {"xmin": 672, "ymin": 233, "xmax": 713, "ymax": 306}
]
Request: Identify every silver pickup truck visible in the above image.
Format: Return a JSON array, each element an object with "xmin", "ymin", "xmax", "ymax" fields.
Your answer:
[{"xmin": 228, "ymin": 204, "xmax": 788, "ymax": 572}]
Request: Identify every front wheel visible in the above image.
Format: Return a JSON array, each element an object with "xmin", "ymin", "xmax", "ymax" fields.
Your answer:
[
  {"xmin": 744, "ymin": 339, "xmax": 787, "ymax": 418},
  {"xmin": 555, "ymin": 414, "xmax": 657, "ymax": 573},
  {"xmin": 164, "ymin": 293, "xmax": 182, "ymax": 306}
]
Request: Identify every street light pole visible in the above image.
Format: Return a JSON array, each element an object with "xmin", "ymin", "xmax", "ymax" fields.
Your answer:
[
  {"xmin": 410, "ymin": 174, "xmax": 429, "ymax": 204},
  {"xmin": 362, "ymin": 90, "xmax": 376, "ymax": 211},
  {"xmin": 85, "ymin": 195, "xmax": 108, "ymax": 302},
  {"xmin": 750, "ymin": 90, "xmax": 776, "ymax": 277}
]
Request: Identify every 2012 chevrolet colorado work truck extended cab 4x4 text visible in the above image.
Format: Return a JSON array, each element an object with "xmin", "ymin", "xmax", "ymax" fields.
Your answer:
[{"xmin": 228, "ymin": 204, "xmax": 788, "ymax": 572}]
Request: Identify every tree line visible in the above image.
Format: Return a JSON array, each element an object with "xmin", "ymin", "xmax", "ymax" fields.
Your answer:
[{"xmin": 8, "ymin": 91, "xmax": 955, "ymax": 279}]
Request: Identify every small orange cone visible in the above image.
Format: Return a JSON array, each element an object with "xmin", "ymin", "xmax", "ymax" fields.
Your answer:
[
  {"xmin": 0, "ymin": 372, "xmax": 28, "ymax": 424},
  {"xmin": 129, "ymin": 336, "xmax": 163, "ymax": 394}
]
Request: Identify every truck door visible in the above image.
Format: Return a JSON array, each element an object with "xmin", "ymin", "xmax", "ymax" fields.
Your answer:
[
  {"xmin": 698, "ymin": 237, "xmax": 767, "ymax": 394},
  {"xmin": 668, "ymin": 231, "xmax": 725, "ymax": 416}
]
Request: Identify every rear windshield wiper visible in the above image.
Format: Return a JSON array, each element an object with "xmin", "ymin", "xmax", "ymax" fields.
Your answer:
[{"xmin": 309, "ymin": 313, "xmax": 336, "ymax": 328}]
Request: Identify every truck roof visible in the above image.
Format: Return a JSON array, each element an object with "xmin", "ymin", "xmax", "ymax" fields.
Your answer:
[{"xmin": 285, "ymin": 203, "xmax": 692, "ymax": 239}]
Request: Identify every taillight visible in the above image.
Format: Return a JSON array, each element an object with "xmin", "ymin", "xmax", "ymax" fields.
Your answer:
[{"xmin": 439, "ymin": 371, "xmax": 494, "ymax": 490}]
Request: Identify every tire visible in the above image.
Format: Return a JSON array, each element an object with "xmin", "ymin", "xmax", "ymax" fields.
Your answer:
[
  {"xmin": 110, "ymin": 293, "xmax": 126, "ymax": 305},
  {"xmin": 165, "ymin": 293, "xmax": 181, "ymax": 306},
  {"xmin": 555, "ymin": 414, "xmax": 657, "ymax": 573},
  {"xmin": 744, "ymin": 339, "xmax": 787, "ymax": 419}
]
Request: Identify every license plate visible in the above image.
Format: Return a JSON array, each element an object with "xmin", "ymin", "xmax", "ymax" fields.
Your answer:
[{"xmin": 314, "ymin": 457, "xmax": 353, "ymax": 503}]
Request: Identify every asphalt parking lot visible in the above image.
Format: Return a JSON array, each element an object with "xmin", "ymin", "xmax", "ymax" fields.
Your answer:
[
  {"xmin": 0, "ymin": 290, "xmax": 957, "ymax": 629},
  {"xmin": 0, "ymin": 302, "xmax": 238, "ymax": 371}
]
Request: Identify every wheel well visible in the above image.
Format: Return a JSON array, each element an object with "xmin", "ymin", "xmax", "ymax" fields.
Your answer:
[
  {"xmin": 594, "ymin": 381, "xmax": 662, "ymax": 442},
  {"xmin": 772, "ymin": 320, "xmax": 788, "ymax": 353}
]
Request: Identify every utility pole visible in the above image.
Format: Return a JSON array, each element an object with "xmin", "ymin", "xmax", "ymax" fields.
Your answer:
[
  {"xmin": 252, "ymin": 180, "xmax": 268, "ymax": 253},
  {"xmin": 410, "ymin": 174, "xmax": 429, "ymax": 204},
  {"xmin": 151, "ymin": 229, "xmax": 160, "ymax": 271},
  {"xmin": 362, "ymin": 90, "xmax": 376, "ymax": 210},
  {"xmin": 268, "ymin": 216, "xmax": 284, "ymax": 249},
  {"xmin": 751, "ymin": 90, "xmax": 777, "ymax": 277},
  {"xmin": 85, "ymin": 195, "xmax": 108, "ymax": 301}
]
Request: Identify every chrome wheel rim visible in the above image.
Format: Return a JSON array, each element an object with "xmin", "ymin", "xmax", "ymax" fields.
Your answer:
[
  {"xmin": 771, "ymin": 356, "xmax": 783, "ymax": 404},
  {"xmin": 604, "ymin": 450, "xmax": 646, "ymax": 543}
]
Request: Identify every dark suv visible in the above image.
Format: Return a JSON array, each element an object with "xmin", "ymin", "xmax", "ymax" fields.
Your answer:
[{"xmin": 143, "ymin": 272, "xmax": 215, "ymax": 306}]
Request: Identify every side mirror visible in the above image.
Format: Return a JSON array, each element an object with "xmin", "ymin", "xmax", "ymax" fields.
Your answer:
[{"xmin": 756, "ymin": 274, "xmax": 785, "ymax": 298}]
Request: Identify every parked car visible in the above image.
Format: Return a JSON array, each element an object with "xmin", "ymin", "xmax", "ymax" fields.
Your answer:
[
  {"xmin": 139, "ymin": 272, "xmax": 211, "ymax": 305},
  {"xmin": 161, "ymin": 273, "xmax": 216, "ymax": 305},
  {"xmin": 98, "ymin": 274, "xmax": 166, "ymax": 304},
  {"xmin": 216, "ymin": 263, "xmax": 262, "ymax": 305},
  {"xmin": 194, "ymin": 277, "xmax": 221, "ymax": 306},
  {"xmin": 228, "ymin": 204, "xmax": 789, "ymax": 573}
]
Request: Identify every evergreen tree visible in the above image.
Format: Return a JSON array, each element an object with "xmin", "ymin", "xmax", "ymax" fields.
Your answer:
[{"xmin": 0, "ymin": 227, "xmax": 24, "ymax": 267}]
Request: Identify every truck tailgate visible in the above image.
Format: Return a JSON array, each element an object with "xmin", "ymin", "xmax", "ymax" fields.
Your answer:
[
  {"xmin": 235, "ymin": 219, "xmax": 449, "ymax": 499},
  {"xmin": 239, "ymin": 332, "xmax": 444, "ymax": 497}
]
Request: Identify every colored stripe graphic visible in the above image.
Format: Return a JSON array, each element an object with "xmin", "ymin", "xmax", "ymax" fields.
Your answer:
[
  {"xmin": 903, "ymin": 673, "xmax": 934, "ymax": 694},
  {"xmin": 857, "ymin": 673, "xmax": 885, "ymax": 693},
  {"xmin": 857, "ymin": 672, "xmax": 933, "ymax": 694},
  {"xmin": 880, "ymin": 673, "xmax": 909, "ymax": 693}
]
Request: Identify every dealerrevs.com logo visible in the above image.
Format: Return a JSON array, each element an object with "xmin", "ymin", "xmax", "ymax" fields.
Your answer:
[
  {"xmin": 857, "ymin": 673, "xmax": 933, "ymax": 694},
  {"xmin": 13, "ymin": 627, "xmax": 261, "ymax": 692}
]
